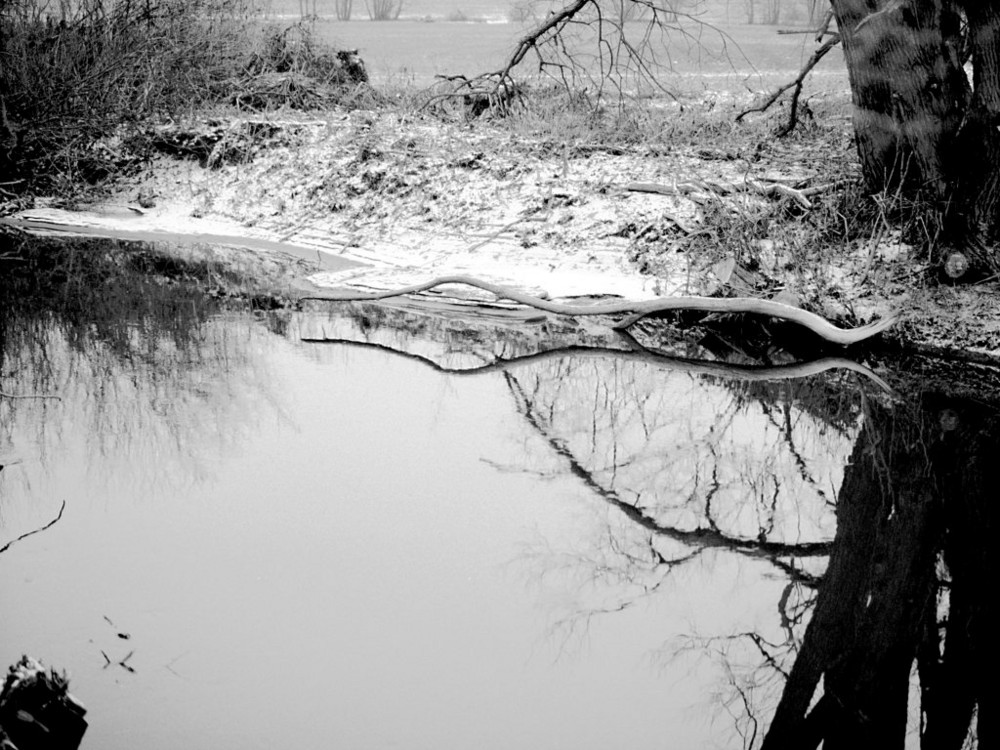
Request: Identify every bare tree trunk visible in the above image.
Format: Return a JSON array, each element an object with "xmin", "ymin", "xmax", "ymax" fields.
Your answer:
[{"xmin": 829, "ymin": 0, "xmax": 1000, "ymax": 268}]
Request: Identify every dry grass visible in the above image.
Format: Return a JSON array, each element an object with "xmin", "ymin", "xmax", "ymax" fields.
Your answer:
[{"xmin": 0, "ymin": 0, "xmax": 368, "ymax": 200}]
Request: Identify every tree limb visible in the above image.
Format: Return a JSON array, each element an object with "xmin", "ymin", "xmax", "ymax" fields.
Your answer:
[
  {"xmin": 735, "ymin": 34, "xmax": 842, "ymax": 137},
  {"xmin": 495, "ymin": 0, "xmax": 594, "ymax": 84},
  {"xmin": 300, "ymin": 275, "xmax": 899, "ymax": 347}
]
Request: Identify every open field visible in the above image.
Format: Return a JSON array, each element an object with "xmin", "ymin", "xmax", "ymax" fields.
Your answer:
[
  {"xmin": 310, "ymin": 18, "xmax": 847, "ymax": 91},
  {"xmin": 259, "ymin": 0, "xmax": 847, "ymax": 90}
]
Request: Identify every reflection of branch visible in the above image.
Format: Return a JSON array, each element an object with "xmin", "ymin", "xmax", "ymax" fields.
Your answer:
[
  {"xmin": 303, "ymin": 337, "xmax": 894, "ymax": 392},
  {"xmin": 670, "ymin": 628, "xmax": 796, "ymax": 748},
  {"xmin": 758, "ymin": 397, "xmax": 834, "ymax": 507},
  {"xmin": 505, "ymin": 373, "xmax": 831, "ymax": 563},
  {"xmin": 538, "ymin": 526, "xmax": 702, "ymax": 647},
  {"xmin": 777, "ymin": 579, "xmax": 815, "ymax": 645},
  {"xmin": 0, "ymin": 500, "xmax": 67, "ymax": 555}
]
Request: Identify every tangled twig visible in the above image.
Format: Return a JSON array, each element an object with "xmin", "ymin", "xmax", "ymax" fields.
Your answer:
[{"xmin": 298, "ymin": 275, "xmax": 899, "ymax": 346}]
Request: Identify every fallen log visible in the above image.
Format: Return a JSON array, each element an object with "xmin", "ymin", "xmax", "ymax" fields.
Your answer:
[{"xmin": 299, "ymin": 275, "xmax": 899, "ymax": 347}]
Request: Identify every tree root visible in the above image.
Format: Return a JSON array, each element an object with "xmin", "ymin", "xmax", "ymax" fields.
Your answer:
[{"xmin": 299, "ymin": 275, "xmax": 899, "ymax": 346}]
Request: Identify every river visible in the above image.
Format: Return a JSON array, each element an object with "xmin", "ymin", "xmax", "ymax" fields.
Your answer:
[{"xmin": 0, "ymin": 236, "xmax": 991, "ymax": 749}]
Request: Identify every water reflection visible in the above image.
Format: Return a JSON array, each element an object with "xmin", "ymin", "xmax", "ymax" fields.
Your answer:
[
  {"xmin": 0, "ymin": 240, "xmax": 993, "ymax": 749},
  {"xmin": 309, "ymin": 307, "xmax": 993, "ymax": 749},
  {"xmin": 508, "ymin": 355, "xmax": 996, "ymax": 749},
  {"xmin": 762, "ymin": 386, "xmax": 996, "ymax": 749},
  {"xmin": 0, "ymin": 236, "xmax": 281, "ymax": 511}
]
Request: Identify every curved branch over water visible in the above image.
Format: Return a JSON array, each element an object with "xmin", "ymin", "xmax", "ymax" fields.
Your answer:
[{"xmin": 299, "ymin": 275, "xmax": 899, "ymax": 347}]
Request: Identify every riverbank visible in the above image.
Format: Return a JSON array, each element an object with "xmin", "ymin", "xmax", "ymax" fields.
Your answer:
[{"xmin": 4, "ymin": 98, "xmax": 1000, "ymax": 363}]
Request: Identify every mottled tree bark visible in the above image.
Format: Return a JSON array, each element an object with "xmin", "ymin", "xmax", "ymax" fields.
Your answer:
[{"xmin": 830, "ymin": 0, "xmax": 1000, "ymax": 270}]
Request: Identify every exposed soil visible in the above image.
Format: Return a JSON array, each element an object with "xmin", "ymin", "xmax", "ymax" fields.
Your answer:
[{"xmin": 5, "ymin": 102, "xmax": 1000, "ymax": 363}]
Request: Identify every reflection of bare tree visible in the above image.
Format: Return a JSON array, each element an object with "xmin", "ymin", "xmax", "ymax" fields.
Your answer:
[
  {"xmin": 502, "ymin": 348, "xmax": 995, "ymax": 747},
  {"xmin": 493, "ymin": 352, "xmax": 856, "ymax": 694},
  {"xmin": 0, "ymin": 236, "xmax": 284, "ymax": 522},
  {"xmin": 485, "ymin": 350, "xmax": 863, "ymax": 749},
  {"xmin": 300, "ymin": 306, "xmax": 994, "ymax": 747},
  {"xmin": 502, "ymin": 356, "xmax": 851, "ymax": 558}
]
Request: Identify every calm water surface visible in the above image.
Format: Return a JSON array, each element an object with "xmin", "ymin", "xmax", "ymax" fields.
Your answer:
[
  {"xmin": 0, "ymin": 314, "xmax": 784, "ymax": 749},
  {"xmin": 1, "ymin": 239, "xmax": 992, "ymax": 749}
]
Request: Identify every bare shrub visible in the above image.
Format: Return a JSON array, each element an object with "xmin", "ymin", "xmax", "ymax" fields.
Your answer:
[
  {"xmin": 0, "ymin": 0, "xmax": 258, "ymax": 191},
  {"xmin": 0, "ymin": 0, "xmax": 366, "ymax": 196}
]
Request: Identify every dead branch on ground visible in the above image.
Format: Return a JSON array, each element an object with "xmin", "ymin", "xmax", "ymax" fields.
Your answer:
[{"xmin": 626, "ymin": 179, "xmax": 819, "ymax": 209}]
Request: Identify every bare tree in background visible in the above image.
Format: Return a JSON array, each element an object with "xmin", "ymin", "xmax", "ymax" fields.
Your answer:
[
  {"xmin": 803, "ymin": 0, "xmax": 823, "ymax": 25},
  {"xmin": 335, "ymin": 0, "xmax": 352, "ymax": 20},
  {"xmin": 454, "ymin": 0, "xmax": 743, "ymax": 106},
  {"xmin": 364, "ymin": 0, "xmax": 402, "ymax": 20},
  {"xmin": 759, "ymin": 0, "xmax": 779, "ymax": 24},
  {"xmin": 298, "ymin": 0, "xmax": 316, "ymax": 20}
]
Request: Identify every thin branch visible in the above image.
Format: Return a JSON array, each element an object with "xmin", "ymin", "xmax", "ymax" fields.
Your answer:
[
  {"xmin": 735, "ymin": 34, "xmax": 842, "ymax": 137},
  {"xmin": 815, "ymin": 8, "xmax": 835, "ymax": 42},
  {"xmin": 302, "ymin": 336, "xmax": 894, "ymax": 393},
  {"xmin": 498, "ymin": 0, "xmax": 594, "ymax": 83},
  {"xmin": 0, "ymin": 500, "xmax": 67, "ymax": 555}
]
